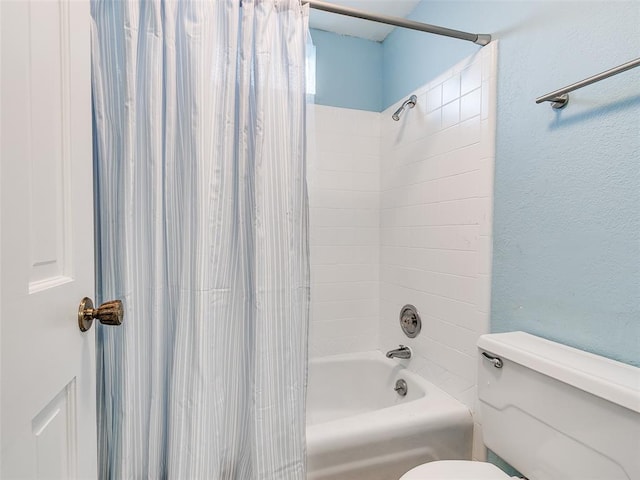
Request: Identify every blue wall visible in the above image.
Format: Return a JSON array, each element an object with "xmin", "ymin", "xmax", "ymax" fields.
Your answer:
[
  {"xmin": 310, "ymin": 28, "xmax": 382, "ymax": 112},
  {"xmin": 383, "ymin": 1, "xmax": 640, "ymax": 366}
]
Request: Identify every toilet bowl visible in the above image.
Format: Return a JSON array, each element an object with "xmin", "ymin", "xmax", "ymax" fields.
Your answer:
[
  {"xmin": 400, "ymin": 460, "xmax": 515, "ymax": 479},
  {"xmin": 398, "ymin": 332, "xmax": 640, "ymax": 480}
]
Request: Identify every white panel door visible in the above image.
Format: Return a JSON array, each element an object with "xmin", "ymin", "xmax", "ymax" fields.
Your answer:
[{"xmin": 1, "ymin": 0, "xmax": 98, "ymax": 478}]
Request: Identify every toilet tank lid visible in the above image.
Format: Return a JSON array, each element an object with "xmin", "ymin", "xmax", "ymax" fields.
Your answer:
[{"xmin": 478, "ymin": 332, "xmax": 640, "ymax": 413}]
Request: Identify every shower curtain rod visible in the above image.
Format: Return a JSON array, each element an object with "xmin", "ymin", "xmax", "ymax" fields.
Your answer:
[{"xmin": 303, "ymin": 0, "xmax": 491, "ymax": 46}]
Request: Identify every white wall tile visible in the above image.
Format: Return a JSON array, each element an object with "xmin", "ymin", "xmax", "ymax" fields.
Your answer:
[
  {"xmin": 310, "ymin": 245, "xmax": 378, "ymax": 265},
  {"xmin": 436, "ymin": 144, "xmax": 481, "ymax": 178},
  {"xmin": 478, "ymin": 236, "xmax": 493, "ymax": 275},
  {"xmin": 425, "ymin": 109, "xmax": 442, "ymax": 136},
  {"xmin": 311, "ymin": 282, "xmax": 378, "ymax": 303},
  {"xmin": 457, "ymin": 116, "xmax": 482, "ymax": 147},
  {"xmin": 379, "ymin": 43, "xmax": 497, "ymax": 410},
  {"xmin": 437, "ymin": 198, "xmax": 480, "ymax": 225},
  {"xmin": 312, "ymin": 170, "xmax": 379, "ymax": 192},
  {"xmin": 478, "ymin": 197, "xmax": 494, "ymax": 237},
  {"xmin": 438, "ymin": 171, "xmax": 480, "ymax": 201},
  {"xmin": 460, "ymin": 88, "xmax": 482, "ymax": 122},
  {"xmin": 310, "ymin": 226, "xmax": 379, "ymax": 247},
  {"xmin": 311, "ymin": 299, "xmax": 378, "ymax": 322},
  {"xmin": 309, "ymin": 189, "xmax": 378, "ymax": 209},
  {"xmin": 461, "ymin": 60, "xmax": 482, "ymax": 95},
  {"xmin": 442, "ymin": 99, "xmax": 461, "ymax": 129},
  {"xmin": 308, "ymin": 105, "xmax": 381, "ymax": 357},
  {"xmin": 426, "ymin": 84, "xmax": 442, "ymax": 112},
  {"xmin": 313, "ymin": 152, "xmax": 379, "ymax": 173},
  {"xmin": 442, "ymin": 76, "xmax": 461, "ymax": 105},
  {"xmin": 310, "ymin": 208, "xmax": 378, "ymax": 228},
  {"xmin": 312, "ymin": 264, "xmax": 378, "ymax": 284}
]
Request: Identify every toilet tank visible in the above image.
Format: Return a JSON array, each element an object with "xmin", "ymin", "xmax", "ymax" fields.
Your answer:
[{"xmin": 477, "ymin": 332, "xmax": 640, "ymax": 480}]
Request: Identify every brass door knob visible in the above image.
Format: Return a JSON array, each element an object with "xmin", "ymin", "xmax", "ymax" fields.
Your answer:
[{"xmin": 78, "ymin": 297, "xmax": 124, "ymax": 332}]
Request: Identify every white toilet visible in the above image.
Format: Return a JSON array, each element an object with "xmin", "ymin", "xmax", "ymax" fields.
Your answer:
[{"xmin": 400, "ymin": 331, "xmax": 640, "ymax": 480}]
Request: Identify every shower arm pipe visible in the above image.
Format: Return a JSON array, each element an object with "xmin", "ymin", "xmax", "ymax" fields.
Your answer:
[
  {"xmin": 303, "ymin": 0, "xmax": 491, "ymax": 46},
  {"xmin": 536, "ymin": 57, "xmax": 640, "ymax": 109}
]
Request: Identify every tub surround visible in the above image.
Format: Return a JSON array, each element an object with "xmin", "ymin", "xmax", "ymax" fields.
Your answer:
[
  {"xmin": 308, "ymin": 43, "xmax": 497, "ymax": 462},
  {"xmin": 379, "ymin": 44, "xmax": 497, "ymax": 462},
  {"xmin": 308, "ymin": 106, "xmax": 381, "ymax": 357}
]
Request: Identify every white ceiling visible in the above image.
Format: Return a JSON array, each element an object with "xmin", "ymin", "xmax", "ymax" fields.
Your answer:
[{"xmin": 308, "ymin": 0, "xmax": 421, "ymax": 42}]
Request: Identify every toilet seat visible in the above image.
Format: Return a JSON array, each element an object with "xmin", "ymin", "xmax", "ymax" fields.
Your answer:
[{"xmin": 399, "ymin": 460, "xmax": 514, "ymax": 479}]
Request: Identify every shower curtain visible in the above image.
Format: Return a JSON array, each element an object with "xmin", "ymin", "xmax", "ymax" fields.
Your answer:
[{"xmin": 91, "ymin": 1, "xmax": 310, "ymax": 478}]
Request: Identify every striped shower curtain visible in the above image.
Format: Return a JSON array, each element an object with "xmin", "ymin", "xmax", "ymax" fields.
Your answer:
[{"xmin": 91, "ymin": 1, "xmax": 310, "ymax": 478}]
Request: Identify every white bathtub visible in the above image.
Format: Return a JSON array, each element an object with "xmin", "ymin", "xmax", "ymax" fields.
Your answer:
[{"xmin": 306, "ymin": 351, "xmax": 473, "ymax": 480}]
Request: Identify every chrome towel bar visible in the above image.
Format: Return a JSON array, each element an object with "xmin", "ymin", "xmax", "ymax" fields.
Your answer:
[{"xmin": 536, "ymin": 57, "xmax": 640, "ymax": 110}]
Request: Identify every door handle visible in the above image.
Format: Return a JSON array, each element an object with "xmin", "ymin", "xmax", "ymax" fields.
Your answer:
[{"xmin": 78, "ymin": 297, "xmax": 124, "ymax": 332}]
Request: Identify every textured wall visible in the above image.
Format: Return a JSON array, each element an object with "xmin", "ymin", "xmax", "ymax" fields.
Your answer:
[
  {"xmin": 383, "ymin": 1, "xmax": 640, "ymax": 366},
  {"xmin": 310, "ymin": 29, "xmax": 382, "ymax": 112}
]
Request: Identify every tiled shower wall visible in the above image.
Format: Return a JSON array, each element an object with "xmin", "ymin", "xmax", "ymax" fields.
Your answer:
[
  {"xmin": 379, "ymin": 45, "xmax": 496, "ymax": 398},
  {"xmin": 307, "ymin": 106, "xmax": 381, "ymax": 358},
  {"xmin": 378, "ymin": 44, "xmax": 497, "ymax": 460},
  {"xmin": 308, "ymin": 44, "xmax": 497, "ymax": 458}
]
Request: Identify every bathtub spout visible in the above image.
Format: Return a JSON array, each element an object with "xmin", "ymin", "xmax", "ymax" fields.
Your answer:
[{"xmin": 386, "ymin": 345, "xmax": 412, "ymax": 359}]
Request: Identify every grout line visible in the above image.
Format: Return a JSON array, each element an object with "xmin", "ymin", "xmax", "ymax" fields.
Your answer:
[
  {"xmin": 378, "ymin": 263, "xmax": 477, "ymax": 279},
  {"xmin": 378, "ymin": 281, "xmax": 476, "ymax": 306}
]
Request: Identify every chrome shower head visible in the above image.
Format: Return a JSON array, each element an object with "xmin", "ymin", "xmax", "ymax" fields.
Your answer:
[{"xmin": 392, "ymin": 95, "xmax": 417, "ymax": 121}]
